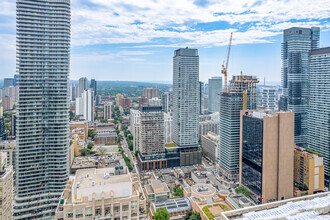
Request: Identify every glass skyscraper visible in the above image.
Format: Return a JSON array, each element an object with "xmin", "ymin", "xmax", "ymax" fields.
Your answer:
[
  {"xmin": 15, "ymin": 0, "xmax": 71, "ymax": 218},
  {"xmin": 208, "ymin": 77, "xmax": 222, "ymax": 113},
  {"xmin": 308, "ymin": 47, "xmax": 330, "ymax": 188},
  {"xmin": 281, "ymin": 27, "xmax": 320, "ymax": 147}
]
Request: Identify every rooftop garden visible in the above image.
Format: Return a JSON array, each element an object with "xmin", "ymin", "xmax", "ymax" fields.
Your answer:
[{"xmin": 165, "ymin": 143, "xmax": 177, "ymax": 148}]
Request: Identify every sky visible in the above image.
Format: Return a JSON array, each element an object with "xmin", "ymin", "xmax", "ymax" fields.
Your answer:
[{"xmin": 0, "ymin": 0, "xmax": 329, "ymax": 83}]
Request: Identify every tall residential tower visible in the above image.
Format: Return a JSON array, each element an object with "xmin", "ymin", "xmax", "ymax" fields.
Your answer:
[
  {"xmin": 15, "ymin": 0, "xmax": 71, "ymax": 218},
  {"xmin": 208, "ymin": 77, "xmax": 222, "ymax": 113},
  {"xmin": 171, "ymin": 48, "xmax": 202, "ymax": 167}
]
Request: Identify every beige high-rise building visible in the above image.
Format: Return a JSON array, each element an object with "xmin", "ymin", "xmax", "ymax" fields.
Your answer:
[
  {"xmin": 142, "ymin": 88, "xmax": 159, "ymax": 100},
  {"xmin": 0, "ymin": 152, "xmax": 13, "ymax": 220},
  {"xmin": 116, "ymin": 94, "xmax": 124, "ymax": 107},
  {"xmin": 55, "ymin": 166, "xmax": 147, "ymax": 220},
  {"xmin": 294, "ymin": 145, "xmax": 325, "ymax": 196},
  {"xmin": 104, "ymin": 102, "xmax": 112, "ymax": 121},
  {"xmin": 239, "ymin": 110, "xmax": 294, "ymax": 204}
]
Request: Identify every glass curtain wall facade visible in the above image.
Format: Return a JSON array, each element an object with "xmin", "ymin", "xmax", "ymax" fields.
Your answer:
[
  {"xmin": 15, "ymin": 0, "xmax": 70, "ymax": 218},
  {"xmin": 281, "ymin": 27, "xmax": 320, "ymax": 147},
  {"xmin": 208, "ymin": 77, "xmax": 222, "ymax": 113},
  {"xmin": 241, "ymin": 116, "xmax": 263, "ymax": 197},
  {"xmin": 308, "ymin": 47, "xmax": 330, "ymax": 188}
]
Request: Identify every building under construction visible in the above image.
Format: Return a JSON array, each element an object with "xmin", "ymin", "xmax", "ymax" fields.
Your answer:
[{"xmin": 218, "ymin": 74, "xmax": 259, "ymax": 182}]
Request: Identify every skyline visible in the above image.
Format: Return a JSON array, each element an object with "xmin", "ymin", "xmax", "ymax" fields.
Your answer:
[{"xmin": 0, "ymin": 0, "xmax": 330, "ymax": 82}]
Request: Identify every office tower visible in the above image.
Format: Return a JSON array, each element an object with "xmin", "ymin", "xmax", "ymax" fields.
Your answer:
[
  {"xmin": 172, "ymin": 48, "xmax": 201, "ymax": 167},
  {"xmin": 130, "ymin": 109, "xmax": 140, "ymax": 152},
  {"xmin": 204, "ymin": 83, "xmax": 209, "ymax": 95},
  {"xmin": 2, "ymin": 96, "xmax": 12, "ymax": 110},
  {"xmin": 104, "ymin": 102, "xmax": 112, "ymax": 121},
  {"xmin": 55, "ymin": 167, "xmax": 147, "ymax": 220},
  {"xmin": 201, "ymin": 132, "xmax": 219, "ymax": 163},
  {"xmin": 13, "ymin": 74, "xmax": 19, "ymax": 86},
  {"xmin": 15, "ymin": 0, "xmax": 70, "ymax": 218},
  {"xmin": 0, "ymin": 118, "xmax": 7, "ymax": 141},
  {"xmin": 308, "ymin": 47, "xmax": 330, "ymax": 188},
  {"xmin": 240, "ymin": 110, "xmax": 294, "ymax": 204},
  {"xmin": 137, "ymin": 100, "xmax": 166, "ymax": 171},
  {"xmin": 3, "ymin": 78, "xmax": 14, "ymax": 89},
  {"xmin": 218, "ymin": 75, "xmax": 258, "ymax": 181},
  {"xmin": 164, "ymin": 112, "xmax": 172, "ymax": 143},
  {"xmin": 90, "ymin": 79, "xmax": 97, "ymax": 97},
  {"xmin": 208, "ymin": 77, "xmax": 222, "ymax": 113},
  {"xmin": 294, "ymin": 146, "xmax": 325, "ymax": 196},
  {"xmin": 261, "ymin": 87, "xmax": 276, "ymax": 110},
  {"xmin": 199, "ymin": 81, "xmax": 204, "ymax": 114},
  {"xmin": 143, "ymin": 87, "xmax": 159, "ymax": 100},
  {"xmin": 281, "ymin": 27, "xmax": 320, "ymax": 147},
  {"xmin": 0, "ymin": 152, "xmax": 13, "ymax": 219},
  {"xmin": 78, "ymin": 77, "xmax": 88, "ymax": 97},
  {"xmin": 95, "ymin": 95, "xmax": 101, "ymax": 105},
  {"xmin": 162, "ymin": 92, "xmax": 170, "ymax": 113},
  {"xmin": 82, "ymin": 89, "xmax": 94, "ymax": 122},
  {"xmin": 10, "ymin": 114, "xmax": 16, "ymax": 137}
]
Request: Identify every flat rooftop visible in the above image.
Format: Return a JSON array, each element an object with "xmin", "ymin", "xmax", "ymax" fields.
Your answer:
[
  {"xmin": 222, "ymin": 192, "xmax": 330, "ymax": 220},
  {"xmin": 73, "ymin": 167, "xmax": 133, "ymax": 201}
]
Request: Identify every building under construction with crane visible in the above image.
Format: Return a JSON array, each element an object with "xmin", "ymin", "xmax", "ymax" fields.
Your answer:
[{"xmin": 217, "ymin": 33, "xmax": 260, "ymax": 182}]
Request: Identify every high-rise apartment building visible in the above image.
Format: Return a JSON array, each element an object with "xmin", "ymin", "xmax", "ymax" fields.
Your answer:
[
  {"xmin": 78, "ymin": 89, "xmax": 94, "ymax": 122},
  {"xmin": 137, "ymin": 99, "xmax": 166, "ymax": 171},
  {"xmin": 130, "ymin": 109, "xmax": 140, "ymax": 152},
  {"xmin": 261, "ymin": 87, "xmax": 276, "ymax": 110},
  {"xmin": 164, "ymin": 112, "xmax": 172, "ymax": 144},
  {"xmin": 0, "ymin": 152, "xmax": 13, "ymax": 219},
  {"xmin": 104, "ymin": 102, "xmax": 112, "ymax": 121},
  {"xmin": 143, "ymin": 87, "xmax": 159, "ymax": 100},
  {"xmin": 281, "ymin": 27, "xmax": 320, "ymax": 147},
  {"xmin": 13, "ymin": 74, "xmax": 19, "ymax": 86},
  {"xmin": 161, "ymin": 92, "xmax": 170, "ymax": 113},
  {"xmin": 90, "ymin": 79, "xmax": 97, "ymax": 97},
  {"xmin": 2, "ymin": 96, "xmax": 12, "ymax": 110},
  {"xmin": 15, "ymin": 0, "xmax": 70, "ymax": 218},
  {"xmin": 240, "ymin": 110, "xmax": 294, "ymax": 204},
  {"xmin": 172, "ymin": 48, "xmax": 202, "ymax": 167},
  {"xmin": 208, "ymin": 77, "xmax": 222, "ymax": 113},
  {"xmin": 78, "ymin": 77, "xmax": 88, "ymax": 97},
  {"xmin": 199, "ymin": 81, "xmax": 204, "ymax": 114},
  {"xmin": 294, "ymin": 146, "xmax": 325, "ymax": 196},
  {"xmin": 0, "ymin": 118, "xmax": 7, "ymax": 141},
  {"xmin": 308, "ymin": 47, "xmax": 330, "ymax": 188},
  {"xmin": 218, "ymin": 75, "xmax": 258, "ymax": 181}
]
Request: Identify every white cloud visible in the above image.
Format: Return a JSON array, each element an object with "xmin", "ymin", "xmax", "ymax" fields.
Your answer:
[{"xmin": 70, "ymin": 0, "xmax": 330, "ymax": 47}]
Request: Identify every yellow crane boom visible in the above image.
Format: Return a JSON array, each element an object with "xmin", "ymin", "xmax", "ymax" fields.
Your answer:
[{"xmin": 222, "ymin": 32, "xmax": 233, "ymax": 92}]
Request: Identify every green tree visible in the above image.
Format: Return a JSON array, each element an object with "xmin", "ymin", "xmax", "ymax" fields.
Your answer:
[
  {"xmin": 188, "ymin": 212, "xmax": 201, "ymax": 220},
  {"xmin": 154, "ymin": 207, "xmax": 170, "ymax": 220},
  {"xmin": 87, "ymin": 142, "xmax": 94, "ymax": 150},
  {"xmin": 134, "ymin": 151, "xmax": 139, "ymax": 157},
  {"xmin": 88, "ymin": 129, "xmax": 97, "ymax": 139},
  {"xmin": 173, "ymin": 186, "xmax": 184, "ymax": 197}
]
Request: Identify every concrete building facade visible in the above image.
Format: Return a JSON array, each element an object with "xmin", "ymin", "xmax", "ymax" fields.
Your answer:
[
  {"xmin": 239, "ymin": 110, "xmax": 294, "ymax": 204},
  {"xmin": 201, "ymin": 132, "xmax": 219, "ymax": 163},
  {"xmin": 55, "ymin": 167, "xmax": 147, "ymax": 220},
  {"xmin": 0, "ymin": 152, "xmax": 13, "ymax": 220}
]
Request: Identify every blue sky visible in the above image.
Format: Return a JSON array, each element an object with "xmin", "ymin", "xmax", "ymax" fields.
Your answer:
[{"xmin": 0, "ymin": 0, "xmax": 329, "ymax": 83}]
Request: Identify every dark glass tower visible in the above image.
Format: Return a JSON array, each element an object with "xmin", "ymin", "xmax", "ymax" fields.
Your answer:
[
  {"xmin": 15, "ymin": 0, "xmax": 71, "ymax": 218},
  {"xmin": 281, "ymin": 27, "xmax": 320, "ymax": 147}
]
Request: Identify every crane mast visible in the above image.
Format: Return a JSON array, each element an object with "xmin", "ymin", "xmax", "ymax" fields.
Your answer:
[{"xmin": 222, "ymin": 32, "xmax": 233, "ymax": 92}]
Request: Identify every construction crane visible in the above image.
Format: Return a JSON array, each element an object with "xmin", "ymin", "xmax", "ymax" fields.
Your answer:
[{"xmin": 222, "ymin": 32, "xmax": 233, "ymax": 92}]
